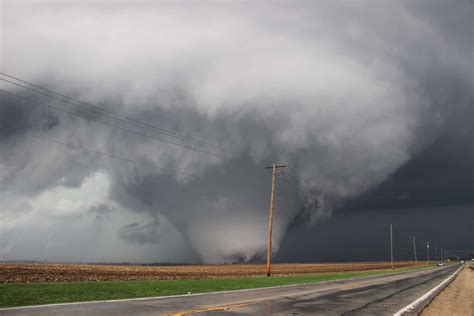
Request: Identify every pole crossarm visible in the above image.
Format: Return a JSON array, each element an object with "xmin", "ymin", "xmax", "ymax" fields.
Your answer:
[{"xmin": 264, "ymin": 164, "xmax": 287, "ymax": 169}]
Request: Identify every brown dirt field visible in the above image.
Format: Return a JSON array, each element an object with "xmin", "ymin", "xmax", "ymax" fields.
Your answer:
[
  {"xmin": 422, "ymin": 265, "xmax": 474, "ymax": 316},
  {"xmin": 0, "ymin": 261, "xmax": 420, "ymax": 283}
]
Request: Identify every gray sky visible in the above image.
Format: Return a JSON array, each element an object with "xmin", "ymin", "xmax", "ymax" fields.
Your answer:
[{"xmin": 0, "ymin": 0, "xmax": 472, "ymax": 263}]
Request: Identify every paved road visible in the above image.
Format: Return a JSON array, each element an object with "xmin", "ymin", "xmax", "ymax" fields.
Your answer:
[{"xmin": 0, "ymin": 265, "xmax": 459, "ymax": 316}]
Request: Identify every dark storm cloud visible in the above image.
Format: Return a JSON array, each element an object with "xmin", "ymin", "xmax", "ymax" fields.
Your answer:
[
  {"xmin": 0, "ymin": 0, "xmax": 472, "ymax": 263},
  {"xmin": 341, "ymin": 102, "xmax": 474, "ymax": 212},
  {"xmin": 276, "ymin": 204, "xmax": 474, "ymax": 263}
]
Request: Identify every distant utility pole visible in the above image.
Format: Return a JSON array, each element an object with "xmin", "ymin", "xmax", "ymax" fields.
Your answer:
[
  {"xmin": 441, "ymin": 248, "xmax": 444, "ymax": 261},
  {"xmin": 427, "ymin": 242, "xmax": 430, "ymax": 265},
  {"xmin": 412, "ymin": 237, "xmax": 418, "ymax": 265},
  {"xmin": 264, "ymin": 163, "xmax": 286, "ymax": 277},
  {"xmin": 435, "ymin": 246, "xmax": 438, "ymax": 261},
  {"xmin": 387, "ymin": 224, "xmax": 394, "ymax": 270}
]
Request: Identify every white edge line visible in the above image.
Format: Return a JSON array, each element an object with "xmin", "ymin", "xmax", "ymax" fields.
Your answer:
[
  {"xmin": 393, "ymin": 264, "xmax": 463, "ymax": 316},
  {"xmin": 0, "ymin": 265, "xmax": 439, "ymax": 312}
]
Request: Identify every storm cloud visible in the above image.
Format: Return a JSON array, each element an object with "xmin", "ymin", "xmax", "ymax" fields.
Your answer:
[{"xmin": 0, "ymin": 1, "xmax": 472, "ymax": 263}]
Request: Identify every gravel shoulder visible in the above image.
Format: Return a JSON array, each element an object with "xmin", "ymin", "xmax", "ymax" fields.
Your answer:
[{"xmin": 421, "ymin": 264, "xmax": 474, "ymax": 316}]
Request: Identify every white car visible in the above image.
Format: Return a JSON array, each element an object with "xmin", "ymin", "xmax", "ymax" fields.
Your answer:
[{"xmin": 437, "ymin": 261, "xmax": 445, "ymax": 266}]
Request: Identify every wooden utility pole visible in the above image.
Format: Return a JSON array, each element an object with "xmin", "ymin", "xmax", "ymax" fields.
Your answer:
[
  {"xmin": 264, "ymin": 163, "xmax": 286, "ymax": 277},
  {"xmin": 412, "ymin": 236, "xmax": 418, "ymax": 265},
  {"xmin": 427, "ymin": 242, "xmax": 430, "ymax": 265},
  {"xmin": 435, "ymin": 246, "xmax": 438, "ymax": 262},
  {"xmin": 390, "ymin": 224, "xmax": 394, "ymax": 270}
]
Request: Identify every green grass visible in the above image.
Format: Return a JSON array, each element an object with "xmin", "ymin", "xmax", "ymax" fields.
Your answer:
[{"xmin": 0, "ymin": 265, "xmax": 435, "ymax": 308}]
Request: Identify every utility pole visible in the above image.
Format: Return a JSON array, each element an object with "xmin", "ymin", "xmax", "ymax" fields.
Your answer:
[
  {"xmin": 412, "ymin": 237, "xmax": 418, "ymax": 265},
  {"xmin": 441, "ymin": 248, "xmax": 444, "ymax": 261},
  {"xmin": 388, "ymin": 224, "xmax": 394, "ymax": 270},
  {"xmin": 435, "ymin": 246, "xmax": 438, "ymax": 262},
  {"xmin": 264, "ymin": 163, "xmax": 286, "ymax": 277},
  {"xmin": 427, "ymin": 242, "xmax": 430, "ymax": 265}
]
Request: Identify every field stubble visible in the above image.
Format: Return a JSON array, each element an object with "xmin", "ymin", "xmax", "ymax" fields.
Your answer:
[{"xmin": 0, "ymin": 261, "xmax": 421, "ymax": 283}]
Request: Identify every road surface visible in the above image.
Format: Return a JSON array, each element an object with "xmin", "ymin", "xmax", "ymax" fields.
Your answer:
[{"xmin": 0, "ymin": 264, "xmax": 460, "ymax": 315}]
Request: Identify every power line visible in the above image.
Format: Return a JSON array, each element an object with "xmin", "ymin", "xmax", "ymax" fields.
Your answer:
[
  {"xmin": 0, "ymin": 125, "xmax": 194, "ymax": 178},
  {"xmin": 0, "ymin": 89, "xmax": 227, "ymax": 158},
  {"xmin": 0, "ymin": 73, "xmax": 239, "ymax": 155},
  {"xmin": 0, "ymin": 78, "xmax": 233, "ymax": 157},
  {"xmin": 0, "ymin": 74, "xmax": 238, "ymax": 154}
]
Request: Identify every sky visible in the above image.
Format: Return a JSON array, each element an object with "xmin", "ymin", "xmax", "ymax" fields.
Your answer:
[{"xmin": 0, "ymin": 0, "xmax": 472, "ymax": 263}]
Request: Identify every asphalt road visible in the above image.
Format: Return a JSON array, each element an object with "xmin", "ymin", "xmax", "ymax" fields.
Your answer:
[{"xmin": 0, "ymin": 265, "xmax": 459, "ymax": 316}]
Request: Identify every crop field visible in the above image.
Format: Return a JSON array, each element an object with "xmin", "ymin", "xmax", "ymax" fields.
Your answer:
[{"xmin": 0, "ymin": 261, "xmax": 422, "ymax": 283}]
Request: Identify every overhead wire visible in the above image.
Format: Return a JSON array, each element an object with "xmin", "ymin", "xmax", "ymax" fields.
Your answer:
[
  {"xmin": 0, "ymin": 125, "xmax": 194, "ymax": 178},
  {"xmin": 0, "ymin": 89, "xmax": 227, "ymax": 158},
  {"xmin": 0, "ymin": 73, "xmax": 240, "ymax": 155}
]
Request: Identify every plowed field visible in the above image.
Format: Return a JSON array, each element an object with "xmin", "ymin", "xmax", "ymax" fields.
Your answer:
[{"xmin": 0, "ymin": 261, "xmax": 421, "ymax": 283}]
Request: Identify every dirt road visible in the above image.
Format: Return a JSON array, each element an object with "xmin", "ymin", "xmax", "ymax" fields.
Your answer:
[{"xmin": 422, "ymin": 265, "xmax": 474, "ymax": 316}]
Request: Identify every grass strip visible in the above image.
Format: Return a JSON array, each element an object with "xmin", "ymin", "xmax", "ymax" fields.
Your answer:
[{"xmin": 0, "ymin": 264, "xmax": 436, "ymax": 308}]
